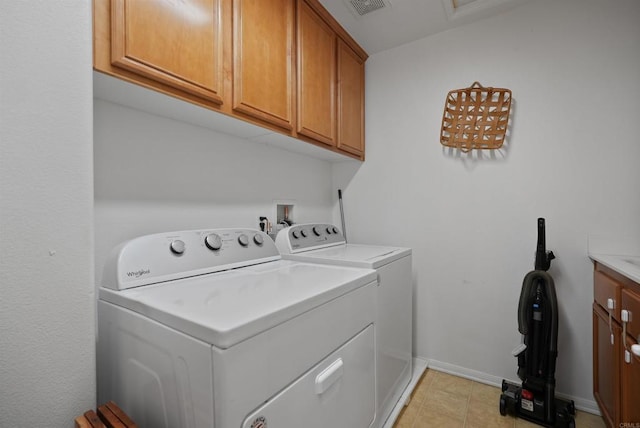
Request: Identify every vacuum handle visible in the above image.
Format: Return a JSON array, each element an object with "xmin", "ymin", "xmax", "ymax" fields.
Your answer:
[{"xmin": 535, "ymin": 218, "xmax": 555, "ymax": 271}]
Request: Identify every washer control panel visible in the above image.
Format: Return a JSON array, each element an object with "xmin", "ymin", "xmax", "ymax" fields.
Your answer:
[
  {"xmin": 275, "ymin": 223, "xmax": 345, "ymax": 254},
  {"xmin": 102, "ymin": 228, "xmax": 280, "ymax": 290}
]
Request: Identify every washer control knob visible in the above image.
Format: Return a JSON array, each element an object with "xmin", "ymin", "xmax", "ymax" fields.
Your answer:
[
  {"xmin": 332, "ymin": 227, "xmax": 339, "ymax": 234},
  {"xmin": 313, "ymin": 226, "xmax": 322, "ymax": 236},
  {"xmin": 253, "ymin": 233, "xmax": 264, "ymax": 246},
  {"xmin": 300, "ymin": 229, "xmax": 308, "ymax": 238},
  {"xmin": 238, "ymin": 234, "xmax": 249, "ymax": 247},
  {"xmin": 170, "ymin": 239, "xmax": 186, "ymax": 255},
  {"xmin": 204, "ymin": 233, "xmax": 222, "ymax": 251},
  {"xmin": 292, "ymin": 230, "xmax": 299, "ymax": 239},
  {"xmin": 326, "ymin": 227, "xmax": 333, "ymax": 234}
]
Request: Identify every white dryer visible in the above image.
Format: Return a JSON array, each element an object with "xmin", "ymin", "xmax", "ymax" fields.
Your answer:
[
  {"xmin": 97, "ymin": 227, "xmax": 378, "ymax": 428},
  {"xmin": 275, "ymin": 224, "xmax": 413, "ymax": 428}
]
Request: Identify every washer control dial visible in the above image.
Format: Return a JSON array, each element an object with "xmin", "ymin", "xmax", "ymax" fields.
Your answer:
[
  {"xmin": 332, "ymin": 227, "xmax": 339, "ymax": 234},
  {"xmin": 300, "ymin": 229, "xmax": 308, "ymax": 238},
  {"xmin": 253, "ymin": 233, "xmax": 264, "ymax": 246},
  {"xmin": 292, "ymin": 230, "xmax": 299, "ymax": 239},
  {"xmin": 238, "ymin": 234, "xmax": 249, "ymax": 247},
  {"xmin": 170, "ymin": 239, "xmax": 186, "ymax": 255},
  {"xmin": 312, "ymin": 226, "xmax": 322, "ymax": 236},
  {"xmin": 204, "ymin": 233, "xmax": 222, "ymax": 251}
]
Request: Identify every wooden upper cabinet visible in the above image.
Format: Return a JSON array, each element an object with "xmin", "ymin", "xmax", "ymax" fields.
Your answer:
[
  {"xmin": 337, "ymin": 39, "xmax": 365, "ymax": 157},
  {"xmin": 296, "ymin": 0, "xmax": 337, "ymax": 147},
  {"xmin": 95, "ymin": 0, "xmax": 368, "ymax": 159},
  {"xmin": 233, "ymin": 0, "xmax": 294, "ymax": 130},
  {"xmin": 110, "ymin": 0, "xmax": 225, "ymax": 104}
]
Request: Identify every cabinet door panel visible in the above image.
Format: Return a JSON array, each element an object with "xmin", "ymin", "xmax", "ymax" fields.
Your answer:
[
  {"xmin": 593, "ymin": 303, "xmax": 621, "ymax": 427},
  {"xmin": 111, "ymin": 0, "xmax": 224, "ymax": 104},
  {"xmin": 337, "ymin": 40, "xmax": 364, "ymax": 157},
  {"xmin": 622, "ymin": 335, "xmax": 640, "ymax": 424},
  {"xmin": 297, "ymin": 0, "xmax": 336, "ymax": 146},
  {"xmin": 233, "ymin": 0, "xmax": 294, "ymax": 129}
]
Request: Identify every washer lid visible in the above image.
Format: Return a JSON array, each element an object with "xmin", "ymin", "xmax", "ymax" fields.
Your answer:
[
  {"xmin": 285, "ymin": 244, "xmax": 411, "ymax": 269},
  {"xmin": 99, "ymin": 260, "xmax": 376, "ymax": 349}
]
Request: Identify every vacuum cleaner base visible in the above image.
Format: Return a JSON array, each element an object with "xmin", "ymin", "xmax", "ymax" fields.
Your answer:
[{"xmin": 500, "ymin": 380, "xmax": 575, "ymax": 428}]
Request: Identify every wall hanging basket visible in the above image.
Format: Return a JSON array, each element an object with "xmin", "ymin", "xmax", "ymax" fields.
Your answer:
[{"xmin": 440, "ymin": 82, "xmax": 512, "ymax": 152}]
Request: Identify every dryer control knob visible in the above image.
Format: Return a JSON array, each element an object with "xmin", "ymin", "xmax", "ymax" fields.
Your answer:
[
  {"xmin": 292, "ymin": 230, "xmax": 299, "ymax": 239},
  {"xmin": 326, "ymin": 227, "xmax": 333, "ymax": 234},
  {"xmin": 253, "ymin": 234, "xmax": 264, "ymax": 245},
  {"xmin": 300, "ymin": 229, "xmax": 308, "ymax": 238},
  {"xmin": 332, "ymin": 227, "xmax": 339, "ymax": 234},
  {"xmin": 238, "ymin": 234, "xmax": 249, "ymax": 247},
  {"xmin": 313, "ymin": 226, "xmax": 322, "ymax": 236},
  {"xmin": 205, "ymin": 233, "xmax": 222, "ymax": 251},
  {"xmin": 170, "ymin": 239, "xmax": 186, "ymax": 255}
]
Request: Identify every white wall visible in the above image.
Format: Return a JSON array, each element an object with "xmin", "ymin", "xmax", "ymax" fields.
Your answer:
[
  {"xmin": 334, "ymin": 0, "xmax": 640, "ymax": 410},
  {"xmin": 94, "ymin": 100, "xmax": 336, "ymax": 283},
  {"xmin": 0, "ymin": 1, "xmax": 95, "ymax": 426}
]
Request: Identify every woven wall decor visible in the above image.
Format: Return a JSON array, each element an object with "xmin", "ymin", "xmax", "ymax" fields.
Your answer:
[{"xmin": 440, "ymin": 82, "xmax": 512, "ymax": 153}]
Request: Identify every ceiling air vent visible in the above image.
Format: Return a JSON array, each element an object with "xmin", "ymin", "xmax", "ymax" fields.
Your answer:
[{"xmin": 345, "ymin": 0, "xmax": 391, "ymax": 17}]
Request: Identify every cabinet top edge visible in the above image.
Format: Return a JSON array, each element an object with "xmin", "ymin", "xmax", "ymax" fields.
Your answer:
[{"xmin": 303, "ymin": 0, "xmax": 369, "ymax": 61}]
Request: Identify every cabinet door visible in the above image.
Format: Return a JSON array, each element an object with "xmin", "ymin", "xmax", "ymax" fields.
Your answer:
[
  {"xmin": 111, "ymin": 0, "xmax": 225, "ymax": 104},
  {"xmin": 621, "ymin": 335, "xmax": 640, "ymax": 425},
  {"xmin": 337, "ymin": 40, "xmax": 365, "ymax": 158},
  {"xmin": 297, "ymin": 0, "xmax": 336, "ymax": 147},
  {"xmin": 233, "ymin": 0, "xmax": 294, "ymax": 130},
  {"xmin": 593, "ymin": 303, "xmax": 621, "ymax": 427}
]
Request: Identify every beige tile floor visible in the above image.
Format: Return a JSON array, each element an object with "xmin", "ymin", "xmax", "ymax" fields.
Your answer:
[{"xmin": 393, "ymin": 369, "xmax": 605, "ymax": 428}]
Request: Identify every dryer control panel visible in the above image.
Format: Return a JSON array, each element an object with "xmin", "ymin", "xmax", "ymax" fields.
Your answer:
[
  {"xmin": 275, "ymin": 223, "xmax": 346, "ymax": 254},
  {"xmin": 102, "ymin": 228, "xmax": 280, "ymax": 290}
]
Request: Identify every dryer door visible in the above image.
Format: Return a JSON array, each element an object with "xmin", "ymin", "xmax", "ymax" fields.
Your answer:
[{"xmin": 242, "ymin": 324, "xmax": 375, "ymax": 428}]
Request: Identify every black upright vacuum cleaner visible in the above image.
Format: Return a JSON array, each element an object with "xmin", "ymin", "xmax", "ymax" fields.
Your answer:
[{"xmin": 499, "ymin": 218, "xmax": 576, "ymax": 428}]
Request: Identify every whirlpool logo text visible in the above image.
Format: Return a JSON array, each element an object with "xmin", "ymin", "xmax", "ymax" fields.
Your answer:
[{"xmin": 127, "ymin": 269, "xmax": 150, "ymax": 278}]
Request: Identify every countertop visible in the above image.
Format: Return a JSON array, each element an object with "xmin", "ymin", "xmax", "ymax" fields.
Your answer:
[{"xmin": 588, "ymin": 235, "xmax": 640, "ymax": 284}]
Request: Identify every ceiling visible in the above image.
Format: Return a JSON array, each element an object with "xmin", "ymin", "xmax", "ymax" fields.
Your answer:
[{"xmin": 318, "ymin": 0, "xmax": 529, "ymax": 54}]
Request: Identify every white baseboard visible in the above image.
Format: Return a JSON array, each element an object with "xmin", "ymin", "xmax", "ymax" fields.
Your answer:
[{"xmin": 426, "ymin": 359, "xmax": 600, "ymax": 415}]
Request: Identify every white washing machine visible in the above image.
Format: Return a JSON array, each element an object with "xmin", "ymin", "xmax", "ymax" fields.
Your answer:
[
  {"xmin": 97, "ymin": 227, "xmax": 378, "ymax": 428},
  {"xmin": 275, "ymin": 224, "xmax": 413, "ymax": 428}
]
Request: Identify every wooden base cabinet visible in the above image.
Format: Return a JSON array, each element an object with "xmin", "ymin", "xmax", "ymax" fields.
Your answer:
[{"xmin": 593, "ymin": 263, "xmax": 640, "ymax": 428}]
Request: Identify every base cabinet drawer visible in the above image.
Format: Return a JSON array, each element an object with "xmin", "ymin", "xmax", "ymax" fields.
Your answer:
[
  {"xmin": 622, "ymin": 288, "xmax": 640, "ymax": 340},
  {"xmin": 594, "ymin": 270, "xmax": 622, "ymax": 323}
]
